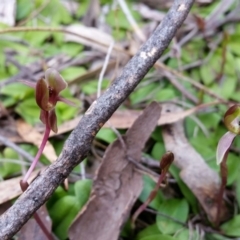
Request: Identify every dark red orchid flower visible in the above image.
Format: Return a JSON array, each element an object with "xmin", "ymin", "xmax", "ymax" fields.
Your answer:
[{"xmin": 22, "ymin": 68, "xmax": 74, "ymax": 133}]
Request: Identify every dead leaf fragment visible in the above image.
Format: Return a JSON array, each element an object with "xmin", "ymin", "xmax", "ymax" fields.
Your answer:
[
  {"xmin": 0, "ymin": 168, "xmax": 45, "ymax": 205},
  {"xmin": 68, "ymin": 102, "xmax": 161, "ymax": 240}
]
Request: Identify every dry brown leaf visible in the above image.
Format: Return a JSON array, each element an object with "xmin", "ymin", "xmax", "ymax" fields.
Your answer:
[
  {"xmin": 161, "ymin": 103, "xmax": 227, "ymax": 223},
  {"xmin": 17, "ymin": 205, "xmax": 52, "ymax": 240},
  {"xmin": 0, "ymin": 168, "xmax": 45, "ymax": 205},
  {"xmin": 16, "ymin": 120, "xmax": 57, "ymax": 163},
  {"xmin": 68, "ymin": 102, "xmax": 161, "ymax": 240},
  {"xmin": 64, "ymin": 24, "xmax": 114, "ymax": 53}
]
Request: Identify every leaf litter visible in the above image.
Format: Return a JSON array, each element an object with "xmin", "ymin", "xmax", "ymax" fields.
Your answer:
[{"xmin": 0, "ymin": 0, "xmax": 240, "ymax": 239}]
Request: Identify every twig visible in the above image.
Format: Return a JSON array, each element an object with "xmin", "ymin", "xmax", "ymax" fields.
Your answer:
[
  {"xmin": 0, "ymin": 135, "xmax": 34, "ymax": 163},
  {"xmin": 144, "ymin": 208, "xmax": 187, "ymax": 227},
  {"xmin": 117, "ymin": 0, "xmax": 146, "ymax": 42},
  {"xmin": 97, "ymin": 41, "xmax": 115, "ymax": 97},
  {"xmin": 0, "ymin": 0, "xmax": 195, "ymax": 238}
]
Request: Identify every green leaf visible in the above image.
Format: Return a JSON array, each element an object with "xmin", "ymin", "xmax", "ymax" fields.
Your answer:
[
  {"xmin": 47, "ymin": 186, "xmax": 69, "ymax": 209},
  {"xmin": 15, "ymin": 98, "xmax": 40, "ymax": 125},
  {"xmin": 138, "ymin": 235, "xmax": 176, "ymax": 240},
  {"xmin": 139, "ymin": 175, "xmax": 164, "ymax": 210},
  {"xmin": 136, "ymin": 224, "xmax": 161, "ymax": 240},
  {"xmin": 156, "ymin": 199, "xmax": 189, "ymax": 235},
  {"xmin": 60, "ymin": 67, "xmax": 86, "ymax": 82},
  {"xmin": 226, "ymin": 153, "xmax": 240, "ymax": 186},
  {"xmin": 154, "ymin": 88, "xmax": 177, "ymax": 102},
  {"xmin": 221, "ymin": 215, "xmax": 240, "ymax": 237},
  {"xmin": 74, "ymin": 179, "xmax": 92, "ymax": 208},
  {"xmin": 1, "ymin": 83, "xmax": 34, "ymax": 100},
  {"xmin": 174, "ymin": 228, "xmax": 199, "ymax": 240},
  {"xmin": 49, "ymin": 196, "xmax": 80, "ymax": 240},
  {"xmin": 205, "ymin": 233, "xmax": 232, "ymax": 240},
  {"xmin": 96, "ymin": 128, "xmax": 117, "ymax": 143},
  {"xmin": 16, "ymin": 0, "xmax": 33, "ymax": 20},
  {"xmin": 81, "ymin": 79, "xmax": 109, "ymax": 95},
  {"xmin": 235, "ymin": 174, "xmax": 240, "ymax": 208},
  {"xmin": 169, "ymin": 166, "xmax": 197, "ymax": 212},
  {"xmin": 229, "ymin": 34, "xmax": 240, "ymax": 56},
  {"xmin": 106, "ymin": 6, "xmax": 141, "ymax": 30},
  {"xmin": 60, "ymin": 43, "xmax": 83, "ymax": 57},
  {"xmin": 151, "ymin": 142, "xmax": 165, "ymax": 160},
  {"xmin": 151, "ymin": 127, "xmax": 163, "ymax": 142},
  {"xmin": 0, "ymin": 148, "xmax": 21, "ymax": 178},
  {"xmin": 130, "ymin": 83, "xmax": 157, "ymax": 105}
]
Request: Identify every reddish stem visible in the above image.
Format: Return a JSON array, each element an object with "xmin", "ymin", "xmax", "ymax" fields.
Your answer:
[
  {"xmin": 131, "ymin": 152, "xmax": 174, "ymax": 227},
  {"xmin": 20, "ymin": 114, "xmax": 53, "ymax": 240},
  {"xmin": 22, "ymin": 125, "xmax": 51, "ymax": 183},
  {"xmin": 33, "ymin": 211, "xmax": 54, "ymax": 240},
  {"xmin": 216, "ymin": 150, "xmax": 228, "ymax": 227}
]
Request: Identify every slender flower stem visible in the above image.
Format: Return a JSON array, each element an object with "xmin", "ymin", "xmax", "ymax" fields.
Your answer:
[
  {"xmin": 33, "ymin": 211, "xmax": 54, "ymax": 240},
  {"xmin": 19, "ymin": 116, "xmax": 54, "ymax": 240},
  {"xmin": 22, "ymin": 125, "xmax": 51, "ymax": 183}
]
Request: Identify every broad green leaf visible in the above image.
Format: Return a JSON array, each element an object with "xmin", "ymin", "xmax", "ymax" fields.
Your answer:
[
  {"xmin": 211, "ymin": 78, "xmax": 237, "ymax": 100},
  {"xmin": 226, "ymin": 153, "xmax": 240, "ymax": 186},
  {"xmin": 61, "ymin": 43, "xmax": 83, "ymax": 57},
  {"xmin": 151, "ymin": 127, "xmax": 163, "ymax": 142},
  {"xmin": 15, "ymin": 98, "xmax": 40, "ymax": 125},
  {"xmin": 229, "ymin": 34, "xmax": 240, "ymax": 56},
  {"xmin": 60, "ymin": 67, "xmax": 86, "ymax": 82},
  {"xmin": 182, "ymin": 40, "xmax": 205, "ymax": 63},
  {"xmin": 151, "ymin": 142, "xmax": 165, "ymax": 160},
  {"xmin": 156, "ymin": 199, "xmax": 189, "ymax": 235},
  {"xmin": 169, "ymin": 166, "xmax": 197, "ymax": 212},
  {"xmin": 1, "ymin": 83, "xmax": 33, "ymax": 100},
  {"xmin": 81, "ymin": 79, "xmax": 109, "ymax": 95},
  {"xmin": 41, "ymin": 0, "xmax": 72, "ymax": 25},
  {"xmin": 74, "ymin": 179, "xmax": 92, "ymax": 208},
  {"xmin": 221, "ymin": 215, "xmax": 240, "ymax": 237},
  {"xmin": 155, "ymin": 88, "xmax": 177, "ymax": 102},
  {"xmin": 96, "ymin": 128, "xmax": 117, "ymax": 143},
  {"xmin": 235, "ymin": 174, "xmax": 240, "ymax": 208},
  {"xmin": 23, "ymin": 31, "xmax": 50, "ymax": 47},
  {"xmin": 16, "ymin": 0, "xmax": 33, "ymax": 20},
  {"xmin": 174, "ymin": 228, "xmax": 199, "ymax": 240},
  {"xmin": 130, "ymin": 83, "xmax": 157, "ymax": 105},
  {"xmin": 47, "ymin": 186, "xmax": 69, "ymax": 208},
  {"xmin": 138, "ymin": 234, "xmax": 176, "ymax": 240},
  {"xmin": 49, "ymin": 196, "xmax": 79, "ymax": 240},
  {"xmin": 0, "ymin": 148, "xmax": 21, "ymax": 178},
  {"xmin": 200, "ymin": 49, "xmax": 235, "ymax": 85},
  {"xmin": 139, "ymin": 175, "xmax": 164, "ymax": 210},
  {"xmin": 136, "ymin": 224, "xmax": 161, "ymax": 240},
  {"xmin": 106, "ymin": 6, "xmax": 141, "ymax": 30},
  {"xmin": 205, "ymin": 233, "xmax": 231, "ymax": 240}
]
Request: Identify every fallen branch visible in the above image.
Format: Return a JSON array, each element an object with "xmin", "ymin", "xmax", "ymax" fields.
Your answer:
[{"xmin": 0, "ymin": 0, "xmax": 195, "ymax": 238}]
